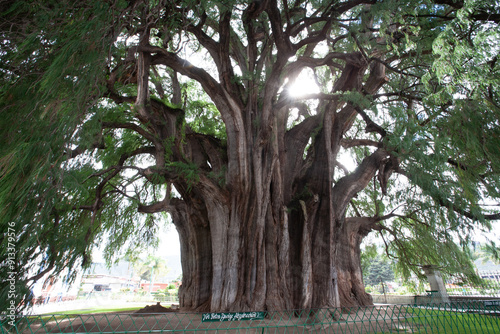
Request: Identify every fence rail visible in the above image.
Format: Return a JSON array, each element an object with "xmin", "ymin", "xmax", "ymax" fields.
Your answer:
[{"xmin": 1, "ymin": 302, "xmax": 499, "ymax": 334}]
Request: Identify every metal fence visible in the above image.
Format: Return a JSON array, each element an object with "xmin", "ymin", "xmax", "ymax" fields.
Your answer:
[{"xmin": 1, "ymin": 301, "xmax": 499, "ymax": 333}]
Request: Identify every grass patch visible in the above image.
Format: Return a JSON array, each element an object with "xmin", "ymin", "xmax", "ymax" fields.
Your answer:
[
  {"xmin": 384, "ymin": 307, "xmax": 500, "ymax": 333},
  {"xmin": 2, "ymin": 307, "xmax": 146, "ymax": 333},
  {"xmin": 27, "ymin": 306, "xmax": 145, "ymax": 322},
  {"xmin": 39, "ymin": 306, "xmax": 143, "ymax": 315}
]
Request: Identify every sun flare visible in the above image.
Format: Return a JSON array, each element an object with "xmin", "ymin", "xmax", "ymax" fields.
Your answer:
[{"xmin": 286, "ymin": 69, "xmax": 320, "ymax": 98}]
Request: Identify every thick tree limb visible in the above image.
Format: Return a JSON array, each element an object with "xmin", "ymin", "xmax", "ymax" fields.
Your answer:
[
  {"xmin": 341, "ymin": 138, "xmax": 382, "ymax": 148},
  {"xmin": 138, "ymin": 192, "xmax": 171, "ymax": 214},
  {"xmin": 293, "ymin": 18, "xmax": 333, "ymax": 50},
  {"xmin": 266, "ymin": 0, "xmax": 294, "ymax": 56},
  {"xmin": 147, "ymin": 45, "xmax": 244, "ymax": 115},
  {"xmin": 332, "ymin": 149, "xmax": 389, "ymax": 214},
  {"xmin": 218, "ymin": 10, "xmax": 235, "ymax": 91},
  {"xmin": 28, "ymin": 262, "xmax": 55, "ymax": 283},
  {"xmin": 185, "ymin": 133, "xmax": 227, "ymax": 172},
  {"xmin": 67, "ymin": 140, "xmax": 105, "ymax": 159},
  {"xmin": 102, "ymin": 121, "xmax": 157, "ymax": 143},
  {"xmin": 354, "ymin": 106, "xmax": 387, "ymax": 137},
  {"xmin": 243, "ymin": 1, "xmax": 264, "ymax": 74},
  {"xmin": 287, "ymin": 17, "xmax": 328, "ymax": 37},
  {"xmin": 149, "ymin": 48, "xmax": 221, "ymax": 96},
  {"xmin": 432, "ymin": 0, "xmax": 463, "ymax": 8},
  {"xmin": 187, "ymin": 16, "xmax": 221, "ymax": 70},
  {"xmin": 437, "ymin": 198, "xmax": 500, "ymax": 221},
  {"xmin": 286, "ymin": 52, "xmax": 354, "ymax": 74},
  {"xmin": 284, "ymin": 115, "xmax": 322, "ymax": 191},
  {"xmin": 330, "ymin": 0, "xmax": 377, "ymax": 16},
  {"xmin": 135, "ymin": 27, "xmax": 152, "ymax": 119},
  {"xmin": 377, "ymin": 155, "xmax": 399, "ymax": 195}
]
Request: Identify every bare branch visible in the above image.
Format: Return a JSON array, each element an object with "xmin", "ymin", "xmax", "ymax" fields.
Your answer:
[
  {"xmin": 377, "ymin": 226, "xmax": 423, "ymax": 267},
  {"xmin": 371, "ymin": 57, "xmax": 422, "ymax": 78},
  {"xmin": 372, "ymin": 92, "xmax": 423, "ymax": 101},
  {"xmin": 148, "ymin": 46, "xmax": 222, "ymax": 97},
  {"xmin": 66, "ymin": 141, "xmax": 105, "ymax": 159},
  {"xmin": 186, "ymin": 15, "xmax": 221, "ymax": 69},
  {"xmin": 286, "ymin": 52, "xmax": 354, "ymax": 74}
]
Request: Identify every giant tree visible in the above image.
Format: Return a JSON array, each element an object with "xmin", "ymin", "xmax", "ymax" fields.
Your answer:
[{"xmin": 1, "ymin": 0, "xmax": 499, "ymax": 313}]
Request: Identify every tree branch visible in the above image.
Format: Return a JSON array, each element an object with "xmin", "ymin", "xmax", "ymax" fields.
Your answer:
[
  {"xmin": 148, "ymin": 46, "xmax": 221, "ymax": 97},
  {"xmin": 66, "ymin": 140, "xmax": 105, "ymax": 159},
  {"xmin": 186, "ymin": 15, "xmax": 221, "ymax": 70},
  {"xmin": 332, "ymin": 149, "xmax": 389, "ymax": 213},
  {"xmin": 135, "ymin": 27, "xmax": 152, "ymax": 119},
  {"xmin": 138, "ymin": 192, "xmax": 171, "ymax": 214},
  {"xmin": 286, "ymin": 52, "xmax": 354, "ymax": 75},
  {"xmin": 341, "ymin": 138, "xmax": 382, "ymax": 148},
  {"xmin": 354, "ymin": 106, "xmax": 387, "ymax": 137},
  {"xmin": 293, "ymin": 18, "xmax": 333, "ymax": 50},
  {"xmin": 102, "ymin": 121, "xmax": 157, "ymax": 143},
  {"xmin": 266, "ymin": 0, "xmax": 293, "ymax": 56}
]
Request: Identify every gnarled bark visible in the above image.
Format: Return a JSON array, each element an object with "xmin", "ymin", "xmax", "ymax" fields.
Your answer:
[{"xmin": 106, "ymin": 0, "xmax": 400, "ymax": 313}]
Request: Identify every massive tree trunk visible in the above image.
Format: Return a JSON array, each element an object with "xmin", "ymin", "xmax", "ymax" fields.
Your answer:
[
  {"xmin": 171, "ymin": 186, "xmax": 373, "ymax": 312},
  {"xmin": 118, "ymin": 2, "xmax": 396, "ymax": 313},
  {"xmin": 170, "ymin": 155, "xmax": 379, "ymax": 312},
  {"xmin": 131, "ymin": 48, "xmax": 392, "ymax": 312},
  {"xmin": 164, "ymin": 58, "xmax": 388, "ymax": 312}
]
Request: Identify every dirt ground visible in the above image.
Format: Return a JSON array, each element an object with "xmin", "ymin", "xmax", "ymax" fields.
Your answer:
[{"xmin": 18, "ymin": 304, "xmax": 417, "ymax": 334}]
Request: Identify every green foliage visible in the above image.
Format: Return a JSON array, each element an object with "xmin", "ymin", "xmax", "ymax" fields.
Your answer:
[
  {"xmin": 479, "ymin": 240, "xmax": 500, "ymax": 265},
  {"xmin": 363, "ymin": 253, "xmax": 395, "ymax": 286},
  {"xmin": 135, "ymin": 255, "xmax": 170, "ymax": 283},
  {"xmin": 384, "ymin": 214, "xmax": 481, "ymax": 285},
  {"xmin": 360, "ymin": 243, "xmax": 379, "ymax": 274},
  {"xmin": 187, "ymin": 100, "xmax": 226, "ymax": 139},
  {"xmin": 0, "ymin": 0, "xmax": 123, "ymax": 313},
  {"xmin": 342, "ymin": 0, "xmax": 500, "ymax": 289},
  {"xmin": 183, "ymin": 81, "xmax": 227, "ymax": 140},
  {"xmin": 167, "ymin": 161, "xmax": 200, "ymax": 191}
]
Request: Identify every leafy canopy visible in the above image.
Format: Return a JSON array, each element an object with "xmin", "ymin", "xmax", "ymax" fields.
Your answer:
[{"xmin": 1, "ymin": 0, "xmax": 499, "ymax": 312}]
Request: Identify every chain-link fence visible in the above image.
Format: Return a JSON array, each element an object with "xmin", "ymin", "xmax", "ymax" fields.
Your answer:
[{"xmin": 2, "ymin": 302, "xmax": 499, "ymax": 333}]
